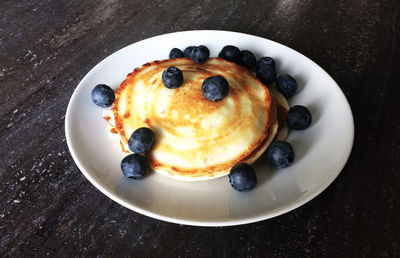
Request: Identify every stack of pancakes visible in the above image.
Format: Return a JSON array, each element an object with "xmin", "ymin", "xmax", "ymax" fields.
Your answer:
[{"xmin": 107, "ymin": 57, "xmax": 288, "ymax": 180}]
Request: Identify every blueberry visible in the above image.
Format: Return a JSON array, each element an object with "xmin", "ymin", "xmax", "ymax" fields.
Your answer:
[
  {"xmin": 190, "ymin": 45, "xmax": 210, "ymax": 63},
  {"xmin": 120, "ymin": 153, "xmax": 149, "ymax": 180},
  {"xmin": 91, "ymin": 84, "xmax": 115, "ymax": 108},
  {"xmin": 255, "ymin": 57, "xmax": 276, "ymax": 72},
  {"xmin": 228, "ymin": 163, "xmax": 257, "ymax": 192},
  {"xmin": 128, "ymin": 127, "xmax": 155, "ymax": 154},
  {"xmin": 287, "ymin": 105, "xmax": 312, "ymax": 130},
  {"xmin": 218, "ymin": 45, "xmax": 240, "ymax": 63},
  {"xmin": 266, "ymin": 141, "xmax": 295, "ymax": 168},
  {"xmin": 276, "ymin": 74, "xmax": 298, "ymax": 98},
  {"xmin": 169, "ymin": 48, "xmax": 184, "ymax": 58},
  {"xmin": 184, "ymin": 46, "xmax": 195, "ymax": 57},
  {"xmin": 162, "ymin": 66, "xmax": 183, "ymax": 89},
  {"xmin": 202, "ymin": 75, "xmax": 229, "ymax": 101},
  {"xmin": 238, "ymin": 50, "xmax": 256, "ymax": 69},
  {"xmin": 256, "ymin": 65, "xmax": 276, "ymax": 85}
]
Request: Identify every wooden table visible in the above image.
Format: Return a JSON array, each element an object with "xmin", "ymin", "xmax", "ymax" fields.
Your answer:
[{"xmin": 1, "ymin": 0, "xmax": 399, "ymax": 257}]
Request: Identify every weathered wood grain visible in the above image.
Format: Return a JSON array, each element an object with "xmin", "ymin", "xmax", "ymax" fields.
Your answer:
[{"xmin": 0, "ymin": 0, "xmax": 399, "ymax": 257}]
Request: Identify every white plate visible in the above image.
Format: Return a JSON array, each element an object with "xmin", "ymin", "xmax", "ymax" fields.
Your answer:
[{"xmin": 65, "ymin": 30, "xmax": 354, "ymax": 226}]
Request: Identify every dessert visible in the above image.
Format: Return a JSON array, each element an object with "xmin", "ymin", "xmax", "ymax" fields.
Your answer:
[
  {"xmin": 90, "ymin": 42, "xmax": 314, "ymax": 191},
  {"xmin": 104, "ymin": 57, "xmax": 288, "ymax": 180}
]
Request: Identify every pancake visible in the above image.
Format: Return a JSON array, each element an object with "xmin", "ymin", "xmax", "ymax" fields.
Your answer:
[
  {"xmin": 108, "ymin": 57, "xmax": 285, "ymax": 180},
  {"xmin": 269, "ymin": 85, "xmax": 289, "ymax": 141}
]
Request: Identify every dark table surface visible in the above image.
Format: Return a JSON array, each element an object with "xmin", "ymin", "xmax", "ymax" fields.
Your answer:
[{"xmin": 1, "ymin": 0, "xmax": 399, "ymax": 257}]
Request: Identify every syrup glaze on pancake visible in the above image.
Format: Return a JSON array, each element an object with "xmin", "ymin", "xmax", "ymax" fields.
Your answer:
[
  {"xmin": 112, "ymin": 57, "xmax": 276, "ymax": 180},
  {"xmin": 269, "ymin": 85, "xmax": 289, "ymax": 141}
]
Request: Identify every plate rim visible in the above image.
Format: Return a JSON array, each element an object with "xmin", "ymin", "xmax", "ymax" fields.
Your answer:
[{"xmin": 65, "ymin": 30, "xmax": 355, "ymax": 226}]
